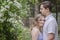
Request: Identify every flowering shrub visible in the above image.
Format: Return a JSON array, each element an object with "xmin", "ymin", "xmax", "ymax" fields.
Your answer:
[{"xmin": 0, "ymin": 0, "xmax": 31, "ymax": 40}]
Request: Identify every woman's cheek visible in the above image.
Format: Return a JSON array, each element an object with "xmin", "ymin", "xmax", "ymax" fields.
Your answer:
[
  {"xmin": 40, "ymin": 21, "xmax": 45, "ymax": 24},
  {"xmin": 39, "ymin": 23, "xmax": 44, "ymax": 27}
]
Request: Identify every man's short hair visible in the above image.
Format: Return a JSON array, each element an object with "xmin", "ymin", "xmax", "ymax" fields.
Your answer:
[{"xmin": 40, "ymin": 1, "xmax": 53, "ymax": 12}]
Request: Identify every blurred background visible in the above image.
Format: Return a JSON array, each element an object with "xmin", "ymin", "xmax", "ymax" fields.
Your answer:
[{"xmin": 0, "ymin": 0, "xmax": 60, "ymax": 40}]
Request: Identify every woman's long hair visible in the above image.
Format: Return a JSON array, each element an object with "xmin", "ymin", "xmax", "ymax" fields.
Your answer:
[{"xmin": 32, "ymin": 14, "xmax": 41, "ymax": 30}]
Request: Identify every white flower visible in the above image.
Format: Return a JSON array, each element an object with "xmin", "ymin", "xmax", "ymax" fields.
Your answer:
[
  {"xmin": 0, "ymin": 12, "xmax": 4, "ymax": 17},
  {"xmin": 13, "ymin": 13, "xmax": 17, "ymax": 17},
  {"xmin": 5, "ymin": 5, "xmax": 10, "ymax": 9},
  {"xmin": 9, "ymin": 1, "xmax": 13, "ymax": 5},
  {"xmin": 0, "ymin": 19, "xmax": 5, "ymax": 22},
  {"xmin": 15, "ymin": 20, "xmax": 18, "ymax": 23},
  {"xmin": 19, "ymin": 20, "xmax": 24, "ymax": 25},
  {"xmin": 9, "ymin": 12, "xmax": 14, "ymax": 17},
  {"xmin": 9, "ymin": 12, "xmax": 17, "ymax": 17},
  {"xmin": 18, "ymin": 16, "xmax": 21, "ymax": 19},
  {"xmin": 7, "ymin": 0, "xmax": 10, "ymax": 2},
  {"xmin": 1, "ymin": 6, "xmax": 6, "ymax": 12},
  {"xmin": 8, "ymin": 18, "xmax": 15, "ymax": 23},
  {"xmin": 14, "ymin": 0, "xmax": 22, "ymax": 8}
]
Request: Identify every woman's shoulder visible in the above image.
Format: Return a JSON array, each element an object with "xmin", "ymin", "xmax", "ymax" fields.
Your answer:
[
  {"xmin": 31, "ymin": 27, "xmax": 40, "ymax": 34},
  {"xmin": 32, "ymin": 27, "xmax": 39, "ymax": 31}
]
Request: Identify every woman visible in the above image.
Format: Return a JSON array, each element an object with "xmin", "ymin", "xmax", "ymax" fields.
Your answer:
[{"xmin": 31, "ymin": 15, "xmax": 45, "ymax": 40}]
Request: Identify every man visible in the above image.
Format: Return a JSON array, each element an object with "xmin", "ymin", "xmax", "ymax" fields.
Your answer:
[{"xmin": 40, "ymin": 1, "xmax": 58, "ymax": 40}]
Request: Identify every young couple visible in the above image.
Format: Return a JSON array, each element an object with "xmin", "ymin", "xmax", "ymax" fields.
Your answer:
[{"xmin": 31, "ymin": 1, "xmax": 58, "ymax": 40}]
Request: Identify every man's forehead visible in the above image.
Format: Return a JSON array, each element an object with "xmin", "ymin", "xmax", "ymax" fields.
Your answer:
[{"xmin": 40, "ymin": 5, "xmax": 44, "ymax": 8}]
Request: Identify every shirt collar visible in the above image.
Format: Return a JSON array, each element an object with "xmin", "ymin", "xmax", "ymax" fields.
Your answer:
[{"xmin": 45, "ymin": 14, "xmax": 52, "ymax": 21}]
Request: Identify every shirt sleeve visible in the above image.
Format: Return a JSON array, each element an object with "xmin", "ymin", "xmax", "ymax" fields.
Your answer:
[{"xmin": 47, "ymin": 20, "xmax": 57, "ymax": 34}]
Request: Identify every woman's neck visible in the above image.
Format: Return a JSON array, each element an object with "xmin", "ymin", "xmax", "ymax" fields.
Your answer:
[{"xmin": 36, "ymin": 26, "xmax": 42, "ymax": 32}]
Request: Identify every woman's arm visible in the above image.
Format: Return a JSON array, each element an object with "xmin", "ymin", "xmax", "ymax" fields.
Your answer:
[{"xmin": 31, "ymin": 28, "xmax": 39, "ymax": 40}]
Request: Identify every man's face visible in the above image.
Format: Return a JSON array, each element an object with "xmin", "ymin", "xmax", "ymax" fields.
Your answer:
[{"xmin": 40, "ymin": 5, "xmax": 47, "ymax": 16}]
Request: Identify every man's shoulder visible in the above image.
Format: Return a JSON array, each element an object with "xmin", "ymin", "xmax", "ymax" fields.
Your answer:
[
  {"xmin": 45, "ymin": 15, "xmax": 57, "ymax": 26},
  {"xmin": 48, "ymin": 15, "xmax": 58, "ymax": 26},
  {"xmin": 48, "ymin": 15, "xmax": 56, "ymax": 22}
]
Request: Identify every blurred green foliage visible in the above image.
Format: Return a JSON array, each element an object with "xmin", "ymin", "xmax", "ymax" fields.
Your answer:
[{"xmin": 0, "ymin": 0, "xmax": 30, "ymax": 40}]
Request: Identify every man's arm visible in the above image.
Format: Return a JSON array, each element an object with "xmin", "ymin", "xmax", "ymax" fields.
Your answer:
[
  {"xmin": 47, "ymin": 19, "xmax": 57, "ymax": 40},
  {"xmin": 48, "ymin": 33, "xmax": 55, "ymax": 40}
]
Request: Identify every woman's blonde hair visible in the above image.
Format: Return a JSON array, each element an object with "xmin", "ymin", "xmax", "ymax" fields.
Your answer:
[{"xmin": 33, "ymin": 16, "xmax": 41, "ymax": 26}]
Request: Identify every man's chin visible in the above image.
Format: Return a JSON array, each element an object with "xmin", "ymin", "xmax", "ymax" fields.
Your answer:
[{"xmin": 41, "ymin": 14, "xmax": 44, "ymax": 16}]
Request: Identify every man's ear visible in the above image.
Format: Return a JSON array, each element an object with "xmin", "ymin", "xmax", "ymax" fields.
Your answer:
[{"xmin": 46, "ymin": 8, "xmax": 50, "ymax": 11}]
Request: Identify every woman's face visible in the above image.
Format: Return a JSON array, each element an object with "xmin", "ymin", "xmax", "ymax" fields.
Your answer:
[{"xmin": 38, "ymin": 16, "xmax": 45, "ymax": 27}]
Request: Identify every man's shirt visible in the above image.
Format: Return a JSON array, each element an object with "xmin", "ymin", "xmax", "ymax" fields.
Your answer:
[{"xmin": 43, "ymin": 14, "xmax": 58, "ymax": 40}]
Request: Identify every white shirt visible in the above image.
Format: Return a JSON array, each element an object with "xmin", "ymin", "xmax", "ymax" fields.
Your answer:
[{"xmin": 43, "ymin": 14, "xmax": 58, "ymax": 40}]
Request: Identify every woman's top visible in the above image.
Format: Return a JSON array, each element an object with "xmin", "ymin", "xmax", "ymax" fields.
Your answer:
[
  {"xmin": 31, "ymin": 27, "xmax": 43, "ymax": 40},
  {"xmin": 38, "ymin": 32, "xmax": 43, "ymax": 40}
]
